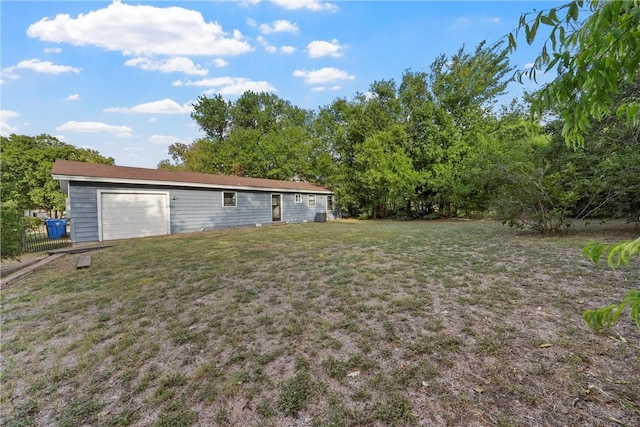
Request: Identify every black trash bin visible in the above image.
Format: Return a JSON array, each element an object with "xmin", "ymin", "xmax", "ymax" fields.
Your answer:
[{"xmin": 46, "ymin": 219, "xmax": 67, "ymax": 239}]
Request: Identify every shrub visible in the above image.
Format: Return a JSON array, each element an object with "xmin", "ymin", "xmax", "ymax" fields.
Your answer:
[
  {"xmin": 23, "ymin": 216, "xmax": 43, "ymax": 230},
  {"xmin": 494, "ymin": 164, "xmax": 577, "ymax": 234},
  {"xmin": 1, "ymin": 201, "xmax": 23, "ymax": 259}
]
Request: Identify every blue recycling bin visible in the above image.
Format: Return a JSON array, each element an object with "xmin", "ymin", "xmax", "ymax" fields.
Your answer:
[{"xmin": 46, "ymin": 219, "xmax": 67, "ymax": 239}]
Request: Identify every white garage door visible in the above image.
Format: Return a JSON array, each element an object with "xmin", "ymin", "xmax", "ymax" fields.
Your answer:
[{"xmin": 99, "ymin": 192, "xmax": 170, "ymax": 241}]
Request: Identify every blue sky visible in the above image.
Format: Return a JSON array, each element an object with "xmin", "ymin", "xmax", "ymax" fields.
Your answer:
[{"xmin": 1, "ymin": 0, "xmax": 563, "ymax": 169}]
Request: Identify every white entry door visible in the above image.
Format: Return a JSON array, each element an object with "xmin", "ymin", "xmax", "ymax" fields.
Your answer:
[{"xmin": 99, "ymin": 191, "xmax": 170, "ymax": 241}]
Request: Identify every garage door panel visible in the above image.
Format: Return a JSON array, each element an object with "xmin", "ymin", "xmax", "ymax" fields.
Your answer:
[{"xmin": 100, "ymin": 192, "xmax": 169, "ymax": 241}]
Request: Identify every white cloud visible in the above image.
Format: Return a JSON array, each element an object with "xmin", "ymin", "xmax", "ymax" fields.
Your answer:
[
  {"xmin": 257, "ymin": 36, "xmax": 276, "ymax": 53},
  {"xmin": 174, "ymin": 77, "xmax": 276, "ymax": 95},
  {"xmin": 65, "ymin": 93, "xmax": 80, "ymax": 101},
  {"xmin": 16, "ymin": 58, "xmax": 80, "ymax": 74},
  {"xmin": 524, "ymin": 62, "xmax": 535, "ymax": 69},
  {"xmin": 256, "ymin": 37, "xmax": 294, "ymax": 54},
  {"xmin": 27, "ymin": 2, "xmax": 252, "ymax": 56},
  {"xmin": 0, "ymin": 110, "xmax": 19, "ymax": 135},
  {"xmin": 208, "ymin": 80, "xmax": 276, "ymax": 95},
  {"xmin": 307, "ymin": 39, "xmax": 345, "ymax": 58},
  {"xmin": 44, "ymin": 47, "xmax": 62, "ymax": 53},
  {"xmin": 311, "ymin": 85, "xmax": 341, "ymax": 92},
  {"xmin": 259, "ymin": 20, "xmax": 299, "ymax": 34},
  {"xmin": 212, "ymin": 58, "xmax": 228, "ymax": 67},
  {"xmin": 56, "ymin": 121, "xmax": 133, "ymax": 137},
  {"xmin": 1, "ymin": 67, "xmax": 20, "ymax": 84},
  {"xmin": 149, "ymin": 134, "xmax": 189, "ymax": 145},
  {"xmin": 271, "ymin": 0, "xmax": 337, "ymax": 12},
  {"xmin": 1, "ymin": 110, "xmax": 21, "ymax": 120},
  {"xmin": 104, "ymin": 99, "xmax": 192, "ymax": 115},
  {"xmin": 124, "ymin": 57, "xmax": 208, "ymax": 76},
  {"xmin": 293, "ymin": 67, "xmax": 354, "ymax": 84},
  {"xmin": 280, "ymin": 45, "xmax": 296, "ymax": 54},
  {"xmin": 240, "ymin": 0, "xmax": 262, "ymax": 7},
  {"xmin": 149, "ymin": 117, "xmax": 158, "ymax": 123},
  {"xmin": 246, "ymin": 18, "xmax": 257, "ymax": 27}
]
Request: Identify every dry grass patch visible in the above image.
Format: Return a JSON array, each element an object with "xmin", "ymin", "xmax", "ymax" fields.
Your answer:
[{"xmin": 1, "ymin": 220, "xmax": 639, "ymax": 426}]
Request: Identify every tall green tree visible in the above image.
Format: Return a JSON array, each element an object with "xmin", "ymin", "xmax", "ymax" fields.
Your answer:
[
  {"xmin": 425, "ymin": 41, "xmax": 514, "ymax": 216},
  {"xmin": 162, "ymin": 91, "xmax": 315, "ymax": 181},
  {"xmin": 315, "ymin": 80, "xmax": 423, "ymax": 218},
  {"xmin": 0, "ymin": 134, "xmax": 114, "ymax": 215},
  {"xmin": 353, "ymin": 125, "xmax": 424, "ymax": 219},
  {"xmin": 430, "ymin": 41, "xmax": 513, "ymax": 128},
  {"xmin": 310, "ymin": 98, "xmax": 360, "ymax": 214},
  {"xmin": 313, "ymin": 42, "xmax": 515, "ymax": 219}
]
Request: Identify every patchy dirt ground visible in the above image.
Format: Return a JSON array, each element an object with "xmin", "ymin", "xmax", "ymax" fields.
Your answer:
[{"xmin": 1, "ymin": 220, "xmax": 638, "ymax": 426}]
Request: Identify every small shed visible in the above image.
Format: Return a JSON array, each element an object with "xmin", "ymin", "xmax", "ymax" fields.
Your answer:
[{"xmin": 51, "ymin": 160, "xmax": 337, "ymax": 243}]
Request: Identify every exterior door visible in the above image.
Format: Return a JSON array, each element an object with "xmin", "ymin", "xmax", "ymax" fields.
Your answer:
[{"xmin": 271, "ymin": 194, "xmax": 281, "ymax": 221}]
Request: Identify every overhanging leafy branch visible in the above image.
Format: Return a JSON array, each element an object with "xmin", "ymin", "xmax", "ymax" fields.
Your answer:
[{"xmin": 582, "ymin": 237, "xmax": 640, "ymax": 332}]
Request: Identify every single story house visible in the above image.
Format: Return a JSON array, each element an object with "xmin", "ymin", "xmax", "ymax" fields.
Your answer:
[{"xmin": 51, "ymin": 160, "xmax": 337, "ymax": 243}]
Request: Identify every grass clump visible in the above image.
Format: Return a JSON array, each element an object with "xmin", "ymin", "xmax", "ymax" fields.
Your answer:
[
  {"xmin": 59, "ymin": 397, "xmax": 103, "ymax": 427},
  {"xmin": 278, "ymin": 371, "xmax": 317, "ymax": 416},
  {"xmin": 375, "ymin": 394, "xmax": 415, "ymax": 425},
  {"xmin": 408, "ymin": 333, "xmax": 462, "ymax": 355},
  {"xmin": 152, "ymin": 398, "xmax": 197, "ymax": 427}
]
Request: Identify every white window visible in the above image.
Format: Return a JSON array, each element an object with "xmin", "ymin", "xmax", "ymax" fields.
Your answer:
[
  {"xmin": 295, "ymin": 194, "xmax": 302, "ymax": 203},
  {"xmin": 308, "ymin": 194, "xmax": 316, "ymax": 206},
  {"xmin": 223, "ymin": 191, "xmax": 237, "ymax": 207}
]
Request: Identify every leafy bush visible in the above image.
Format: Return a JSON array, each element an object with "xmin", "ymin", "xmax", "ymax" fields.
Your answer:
[
  {"xmin": 1, "ymin": 201, "xmax": 23, "ymax": 259},
  {"xmin": 494, "ymin": 163, "xmax": 577, "ymax": 234},
  {"xmin": 23, "ymin": 216, "xmax": 44, "ymax": 230}
]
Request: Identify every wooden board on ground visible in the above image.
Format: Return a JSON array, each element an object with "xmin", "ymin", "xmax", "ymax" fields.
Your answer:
[
  {"xmin": 0, "ymin": 253, "xmax": 64, "ymax": 288},
  {"xmin": 0, "ymin": 256, "xmax": 47, "ymax": 277},
  {"xmin": 77, "ymin": 254, "xmax": 92, "ymax": 269},
  {"xmin": 48, "ymin": 245, "xmax": 110, "ymax": 255}
]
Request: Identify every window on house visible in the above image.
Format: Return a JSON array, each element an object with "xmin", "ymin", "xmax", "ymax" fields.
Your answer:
[
  {"xmin": 308, "ymin": 194, "xmax": 316, "ymax": 206},
  {"xmin": 223, "ymin": 191, "xmax": 237, "ymax": 207},
  {"xmin": 327, "ymin": 195, "xmax": 334, "ymax": 211},
  {"xmin": 295, "ymin": 194, "xmax": 302, "ymax": 203}
]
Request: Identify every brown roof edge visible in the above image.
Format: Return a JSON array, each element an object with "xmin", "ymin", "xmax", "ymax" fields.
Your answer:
[{"xmin": 52, "ymin": 160, "xmax": 332, "ymax": 193}]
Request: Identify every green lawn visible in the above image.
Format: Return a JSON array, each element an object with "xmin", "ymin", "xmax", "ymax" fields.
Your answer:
[{"xmin": 1, "ymin": 220, "xmax": 639, "ymax": 426}]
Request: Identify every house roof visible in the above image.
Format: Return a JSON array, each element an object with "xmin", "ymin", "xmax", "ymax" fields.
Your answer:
[{"xmin": 51, "ymin": 160, "xmax": 332, "ymax": 194}]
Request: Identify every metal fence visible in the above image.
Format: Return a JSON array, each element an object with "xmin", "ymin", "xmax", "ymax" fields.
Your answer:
[{"xmin": 22, "ymin": 222, "xmax": 72, "ymax": 253}]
